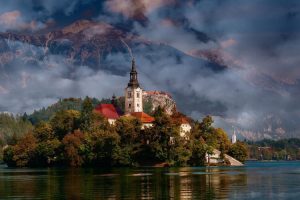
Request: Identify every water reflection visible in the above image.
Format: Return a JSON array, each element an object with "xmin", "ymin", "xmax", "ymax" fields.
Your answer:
[{"xmin": 0, "ymin": 165, "xmax": 250, "ymax": 199}]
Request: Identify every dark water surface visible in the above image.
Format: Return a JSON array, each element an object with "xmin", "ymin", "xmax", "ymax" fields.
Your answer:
[{"xmin": 1, "ymin": 161, "xmax": 300, "ymax": 199}]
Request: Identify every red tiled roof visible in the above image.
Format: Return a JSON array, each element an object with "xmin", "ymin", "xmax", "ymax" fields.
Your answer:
[
  {"xmin": 130, "ymin": 112, "xmax": 155, "ymax": 123},
  {"xmin": 180, "ymin": 117, "xmax": 189, "ymax": 124},
  {"xmin": 94, "ymin": 104, "xmax": 120, "ymax": 119},
  {"xmin": 171, "ymin": 116, "xmax": 190, "ymax": 125}
]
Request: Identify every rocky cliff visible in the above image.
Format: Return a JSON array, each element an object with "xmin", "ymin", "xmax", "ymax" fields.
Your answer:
[{"xmin": 143, "ymin": 91, "xmax": 176, "ymax": 115}]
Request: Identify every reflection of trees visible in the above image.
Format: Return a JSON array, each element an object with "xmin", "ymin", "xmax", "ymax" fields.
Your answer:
[
  {"xmin": 0, "ymin": 167, "xmax": 247, "ymax": 199},
  {"xmin": 167, "ymin": 167, "xmax": 247, "ymax": 199},
  {"xmin": 0, "ymin": 169, "xmax": 49, "ymax": 199}
]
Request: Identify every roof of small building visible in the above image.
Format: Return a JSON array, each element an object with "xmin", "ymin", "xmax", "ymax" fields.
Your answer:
[
  {"xmin": 94, "ymin": 104, "xmax": 120, "ymax": 119},
  {"xmin": 179, "ymin": 117, "xmax": 190, "ymax": 124},
  {"xmin": 171, "ymin": 116, "xmax": 190, "ymax": 125},
  {"xmin": 129, "ymin": 112, "xmax": 155, "ymax": 123}
]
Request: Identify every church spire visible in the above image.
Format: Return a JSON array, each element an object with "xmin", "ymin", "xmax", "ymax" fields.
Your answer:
[
  {"xmin": 131, "ymin": 58, "xmax": 137, "ymax": 72},
  {"xmin": 128, "ymin": 58, "xmax": 139, "ymax": 88},
  {"xmin": 125, "ymin": 58, "xmax": 143, "ymax": 114}
]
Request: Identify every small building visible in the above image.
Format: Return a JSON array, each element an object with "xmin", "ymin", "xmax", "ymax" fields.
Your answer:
[
  {"xmin": 94, "ymin": 104, "xmax": 120, "ymax": 125},
  {"xmin": 206, "ymin": 149, "xmax": 243, "ymax": 166},
  {"xmin": 171, "ymin": 116, "xmax": 192, "ymax": 138},
  {"xmin": 128, "ymin": 112, "xmax": 155, "ymax": 129},
  {"xmin": 179, "ymin": 117, "xmax": 192, "ymax": 138},
  {"xmin": 206, "ymin": 149, "xmax": 223, "ymax": 164}
]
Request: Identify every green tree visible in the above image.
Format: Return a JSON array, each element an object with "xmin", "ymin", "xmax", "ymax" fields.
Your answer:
[
  {"xmin": 79, "ymin": 96, "xmax": 94, "ymax": 132},
  {"xmin": 32, "ymin": 139, "xmax": 61, "ymax": 166},
  {"xmin": 115, "ymin": 116, "xmax": 141, "ymax": 145},
  {"xmin": 50, "ymin": 110, "xmax": 80, "ymax": 139},
  {"xmin": 88, "ymin": 129, "xmax": 120, "ymax": 166},
  {"xmin": 205, "ymin": 128, "xmax": 231, "ymax": 152},
  {"xmin": 139, "ymin": 106, "xmax": 181, "ymax": 165},
  {"xmin": 228, "ymin": 142, "xmax": 248, "ymax": 163},
  {"xmin": 189, "ymin": 138, "xmax": 209, "ymax": 166},
  {"xmin": 3, "ymin": 146, "xmax": 16, "ymax": 167}
]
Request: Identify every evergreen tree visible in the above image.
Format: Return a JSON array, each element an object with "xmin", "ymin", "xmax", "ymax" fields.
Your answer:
[{"xmin": 79, "ymin": 96, "xmax": 94, "ymax": 132}]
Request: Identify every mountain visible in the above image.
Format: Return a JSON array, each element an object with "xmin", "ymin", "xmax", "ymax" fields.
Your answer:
[
  {"xmin": 0, "ymin": 19, "xmax": 225, "ymax": 74},
  {"xmin": 0, "ymin": 19, "xmax": 298, "ymax": 141}
]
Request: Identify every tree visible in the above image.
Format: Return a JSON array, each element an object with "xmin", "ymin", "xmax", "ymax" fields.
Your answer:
[
  {"xmin": 50, "ymin": 110, "xmax": 80, "ymax": 139},
  {"xmin": 205, "ymin": 128, "xmax": 231, "ymax": 152},
  {"xmin": 189, "ymin": 137, "xmax": 209, "ymax": 166},
  {"xmin": 191, "ymin": 116, "xmax": 214, "ymax": 140},
  {"xmin": 173, "ymin": 137, "xmax": 192, "ymax": 166},
  {"xmin": 62, "ymin": 131, "xmax": 85, "ymax": 167},
  {"xmin": 32, "ymin": 139, "xmax": 61, "ymax": 167},
  {"xmin": 87, "ymin": 129, "xmax": 120, "ymax": 166},
  {"xmin": 33, "ymin": 122, "xmax": 54, "ymax": 142},
  {"xmin": 11, "ymin": 133, "xmax": 37, "ymax": 167},
  {"xmin": 139, "ymin": 106, "xmax": 181, "ymax": 165},
  {"xmin": 200, "ymin": 116, "xmax": 214, "ymax": 134},
  {"xmin": 113, "ymin": 116, "xmax": 142, "ymax": 166},
  {"xmin": 115, "ymin": 116, "xmax": 141, "ymax": 145},
  {"xmin": 79, "ymin": 96, "xmax": 94, "ymax": 132},
  {"xmin": 0, "ymin": 113, "xmax": 33, "ymax": 145},
  {"xmin": 228, "ymin": 142, "xmax": 248, "ymax": 163},
  {"xmin": 3, "ymin": 146, "xmax": 15, "ymax": 167}
]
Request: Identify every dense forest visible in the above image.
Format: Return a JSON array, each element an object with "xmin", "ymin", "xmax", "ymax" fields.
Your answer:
[{"xmin": 1, "ymin": 97, "xmax": 247, "ymax": 167}]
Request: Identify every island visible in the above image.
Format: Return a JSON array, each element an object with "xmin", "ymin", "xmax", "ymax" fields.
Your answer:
[{"xmin": 1, "ymin": 59, "xmax": 247, "ymax": 167}]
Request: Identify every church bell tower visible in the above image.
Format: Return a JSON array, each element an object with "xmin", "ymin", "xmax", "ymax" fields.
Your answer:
[{"xmin": 125, "ymin": 58, "xmax": 143, "ymax": 114}]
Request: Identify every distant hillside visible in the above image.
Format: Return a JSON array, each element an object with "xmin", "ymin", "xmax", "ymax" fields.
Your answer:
[
  {"xmin": 26, "ymin": 91, "xmax": 177, "ymax": 124},
  {"xmin": 247, "ymin": 138, "xmax": 300, "ymax": 160},
  {"xmin": 27, "ymin": 98, "xmax": 100, "ymax": 124}
]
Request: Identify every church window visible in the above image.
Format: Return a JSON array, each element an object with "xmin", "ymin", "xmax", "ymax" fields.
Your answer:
[
  {"xmin": 137, "ymin": 103, "xmax": 139, "ymax": 107},
  {"xmin": 137, "ymin": 92, "xmax": 140, "ymax": 98},
  {"xmin": 128, "ymin": 92, "xmax": 132, "ymax": 98},
  {"xmin": 129, "ymin": 103, "xmax": 131, "ymax": 108}
]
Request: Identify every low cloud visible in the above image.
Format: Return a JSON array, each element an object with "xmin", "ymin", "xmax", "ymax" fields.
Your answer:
[
  {"xmin": 105, "ymin": 0, "xmax": 174, "ymax": 19},
  {"xmin": 0, "ymin": 10, "xmax": 43, "ymax": 31}
]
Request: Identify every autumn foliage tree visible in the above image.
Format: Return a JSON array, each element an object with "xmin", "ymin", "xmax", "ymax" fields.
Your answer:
[
  {"xmin": 2, "ymin": 97, "xmax": 239, "ymax": 167},
  {"xmin": 62, "ymin": 131, "xmax": 85, "ymax": 167},
  {"xmin": 11, "ymin": 133, "xmax": 37, "ymax": 167}
]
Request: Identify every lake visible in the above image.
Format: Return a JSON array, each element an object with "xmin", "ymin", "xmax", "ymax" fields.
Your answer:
[{"xmin": 1, "ymin": 161, "xmax": 300, "ymax": 199}]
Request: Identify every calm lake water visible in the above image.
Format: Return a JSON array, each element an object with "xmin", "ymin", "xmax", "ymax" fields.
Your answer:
[{"xmin": 1, "ymin": 161, "xmax": 300, "ymax": 199}]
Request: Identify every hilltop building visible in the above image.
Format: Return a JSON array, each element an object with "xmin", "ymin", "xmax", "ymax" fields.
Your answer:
[{"xmin": 94, "ymin": 59, "xmax": 190, "ymax": 135}]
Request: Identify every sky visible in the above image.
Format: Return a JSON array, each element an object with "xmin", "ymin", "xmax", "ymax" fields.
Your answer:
[{"xmin": 0, "ymin": 0, "xmax": 300, "ymax": 137}]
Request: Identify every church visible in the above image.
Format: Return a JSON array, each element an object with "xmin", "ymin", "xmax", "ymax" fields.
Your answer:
[{"xmin": 94, "ymin": 59, "xmax": 191, "ymax": 135}]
